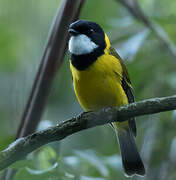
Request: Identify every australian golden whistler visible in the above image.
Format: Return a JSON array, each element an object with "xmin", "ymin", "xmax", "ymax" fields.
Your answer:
[{"xmin": 68, "ymin": 20, "xmax": 145, "ymax": 177}]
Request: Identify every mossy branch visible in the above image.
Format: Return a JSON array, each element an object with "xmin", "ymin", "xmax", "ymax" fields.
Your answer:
[{"xmin": 0, "ymin": 95, "xmax": 176, "ymax": 171}]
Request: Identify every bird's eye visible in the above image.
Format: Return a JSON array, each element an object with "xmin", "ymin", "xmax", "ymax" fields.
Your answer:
[{"xmin": 87, "ymin": 29, "xmax": 94, "ymax": 34}]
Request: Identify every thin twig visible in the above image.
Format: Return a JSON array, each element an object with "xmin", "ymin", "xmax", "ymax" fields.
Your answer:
[
  {"xmin": 0, "ymin": 95, "xmax": 175, "ymax": 171},
  {"xmin": 116, "ymin": 0, "xmax": 176, "ymax": 63}
]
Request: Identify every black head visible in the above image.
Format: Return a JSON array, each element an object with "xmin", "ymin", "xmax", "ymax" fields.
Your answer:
[
  {"xmin": 69, "ymin": 20, "xmax": 106, "ymax": 52},
  {"xmin": 68, "ymin": 20, "xmax": 106, "ymax": 70}
]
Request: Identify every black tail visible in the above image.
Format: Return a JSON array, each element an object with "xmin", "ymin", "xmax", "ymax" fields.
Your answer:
[{"xmin": 117, "ymin": 127, "xmax": 145, "ymax": 177}]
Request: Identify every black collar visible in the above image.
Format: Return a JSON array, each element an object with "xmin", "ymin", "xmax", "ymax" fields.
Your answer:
[{"xmin": 70, "ymin": 45, "xmax": 105, "ymax": 71}]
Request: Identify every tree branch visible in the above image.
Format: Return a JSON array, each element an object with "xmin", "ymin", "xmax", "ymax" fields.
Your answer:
[
  {"xmin": 2, "ymin": 1, "xmax": 85, "ymax": 179},
  {"xmin": 116, "ymin": 0, "xmax": 176, "ymax": 63},
  {"xmin": 17, "ymin": 0, "xmax": 85, "ymax": 138},
  {"xmin": 0, "ymin": 95, "xmax": 176, "ymax": 171}
]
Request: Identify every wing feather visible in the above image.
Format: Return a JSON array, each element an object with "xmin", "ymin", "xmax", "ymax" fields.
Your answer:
[{"xmin": 109, "ymin": 47, "xmax": 137, "ymax": 137}]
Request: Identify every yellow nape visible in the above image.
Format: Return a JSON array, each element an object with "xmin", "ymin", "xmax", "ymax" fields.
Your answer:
[{"xmin": 104, "ymin": 33, "xmax": 111, "ymax": 54}]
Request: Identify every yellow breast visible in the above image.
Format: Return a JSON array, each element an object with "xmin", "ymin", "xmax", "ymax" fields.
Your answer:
[{"xmin": 70, "ymin": 53, "xmax": 128, "ymax": 111}]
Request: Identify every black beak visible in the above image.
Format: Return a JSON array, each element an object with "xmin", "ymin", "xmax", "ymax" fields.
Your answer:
[{"xmin": 68, "ymin": 29, "xmax": 79, "ymax": 36}]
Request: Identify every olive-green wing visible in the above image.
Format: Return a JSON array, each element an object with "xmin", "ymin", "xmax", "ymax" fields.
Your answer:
[{"xmin": 109, "ymin": 47, "xmax": 137, "ymax": 137}]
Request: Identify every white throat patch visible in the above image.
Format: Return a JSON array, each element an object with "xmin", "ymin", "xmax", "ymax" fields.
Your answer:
[{"xmin": 68, "ymin": 34, "xmax": 98, "ymax": 55}]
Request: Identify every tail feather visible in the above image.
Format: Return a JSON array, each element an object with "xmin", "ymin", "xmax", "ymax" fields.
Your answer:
[
  {"xmin": 116, "ymin": 127, "xmax": 145, "ymax": 177},
  {"xmin": 128, "ymin": 118, "xmax": 137, "ymax": 137}
]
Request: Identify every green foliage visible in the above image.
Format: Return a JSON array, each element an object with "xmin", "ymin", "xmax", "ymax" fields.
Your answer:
[
  {"xmin": 0, "ymin": 0, "xmax": 176, "ymax": 179},
  {"xmin": 10, "ymin": 145, "xmax": 124, "ymax": 180}
]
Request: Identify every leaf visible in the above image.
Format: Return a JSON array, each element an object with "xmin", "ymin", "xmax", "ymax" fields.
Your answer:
[
  {"xmin": 36, "ymin": 145, "xmax": 57, "ymax": 170},
  {"xmin": 63, "ymin": 156, "xmax": 80, "ymax": 167},
  {"xmin": 65, "ymin": 172, "xmax": 75, "ymax": 179},
  {"xmin": 58, "ymin": 156, "xmax": 80, "ymax": 179},
  {"xmin": 26, "ymin": 162, "xmax": 58, "ymax": 175},
  {"xmin": 80, "ymin": 176, "xmax": 105, "ymax": 180},
  {"xmin": 74, "ymin": 150, "xmax": 109, "ymax": 177}
]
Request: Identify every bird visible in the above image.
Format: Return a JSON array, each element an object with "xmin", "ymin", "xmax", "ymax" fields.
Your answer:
[{"xmin": 68, "ymin": 19, "xmax": 145, "ymax": 177}]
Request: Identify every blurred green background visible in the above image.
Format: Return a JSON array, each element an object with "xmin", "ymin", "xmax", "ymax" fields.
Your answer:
[{"xmin": 0, "ymin": 0, "xmax": 176, "ymax": 179}]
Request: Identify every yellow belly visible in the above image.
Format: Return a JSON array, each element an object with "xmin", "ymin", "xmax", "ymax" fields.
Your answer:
[{"xmin": 70, "ymin": 53, "xmax": 128, "ymax": 112}]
